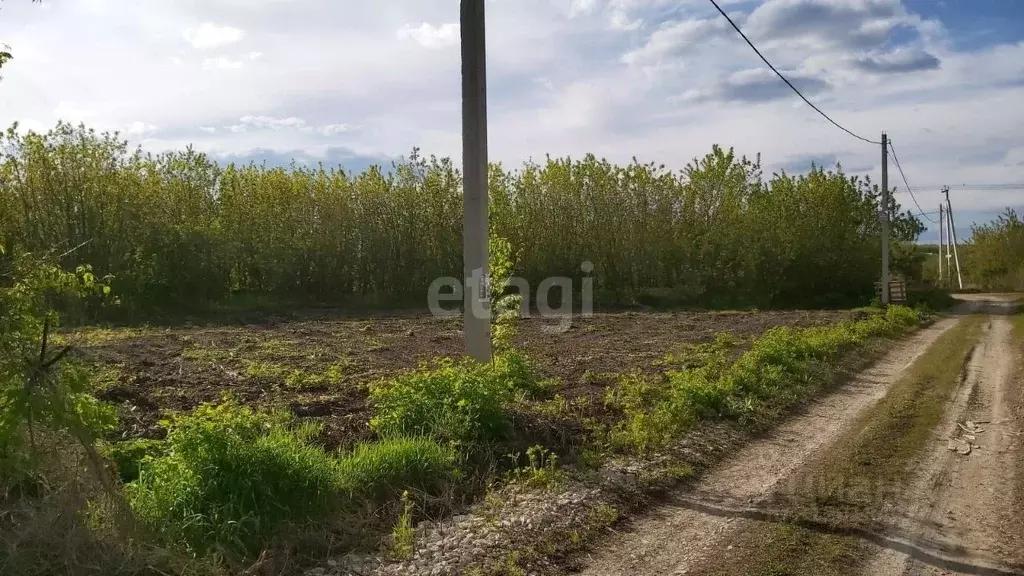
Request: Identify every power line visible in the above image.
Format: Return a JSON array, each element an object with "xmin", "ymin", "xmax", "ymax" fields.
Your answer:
[
  {"xmin": 911, "ymin": 183, "xmax": 1024, "ymax": 191},
  {"xmin": 707, "ymin": 0, "xmax": 880, "ymax": 146},
  {"xmin": 887, "ymin": 139, "xmax": 937, "ymax": 224}
]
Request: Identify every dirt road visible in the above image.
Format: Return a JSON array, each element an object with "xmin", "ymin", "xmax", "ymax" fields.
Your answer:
[
  {"xmin": 576, "ymin": 319, "xmax": 960, "ymax": 575},
  {"xmin": 574, "ymin": 297, "xmax": 1023, "ymax": 576},
  {"xmin": 866, "ymin": 303, "xmax": 1023, "ymax": 575}
]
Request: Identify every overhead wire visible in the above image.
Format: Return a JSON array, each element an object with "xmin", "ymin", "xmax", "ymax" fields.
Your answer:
[
  {"xmin": 707, "ymin": 0, "xmax": 999, "ymax": 231},
  {"xmin": 707, "ymin": 0, "xmax": 881, "ymax": 146},
  {"xmin": 887, "ymin": 139, "xmax": 937, "ymax": 224}
]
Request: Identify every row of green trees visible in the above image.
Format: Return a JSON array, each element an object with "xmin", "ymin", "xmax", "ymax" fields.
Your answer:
[
  {"xmin": 0, "ymin": 122, "xmax": 924, "ymax": 313},
  {"xmin": 963, "ymin": 209, "xmax": 1024, "ymax": 291}
]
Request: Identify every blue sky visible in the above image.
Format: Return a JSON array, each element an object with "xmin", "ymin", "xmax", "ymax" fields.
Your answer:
[{"xmin": 1, "ymin": 0, "xmax": 1022, "ymax": 243}]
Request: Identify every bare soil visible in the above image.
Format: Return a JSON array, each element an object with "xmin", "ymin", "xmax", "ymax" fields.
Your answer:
[
  {"xmin": 571, "ymin": 317, "xmax": 960, "ymax": 576},
  {"xmin": 72, "ymin": 309, "xmax": 847, "ymax": 449}
]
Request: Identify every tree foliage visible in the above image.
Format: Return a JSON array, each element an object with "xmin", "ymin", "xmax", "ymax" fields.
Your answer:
[
  {"xmin": 964, "ymin": 209, "xmax": 1024, "ymax": 291},
  {"xmin": 0, "ymin": 123, "xmax": 923, "ymax": 313},
  {"xmin": 0, "ymin": 245, "xmax": 116, "ymax": 479}
]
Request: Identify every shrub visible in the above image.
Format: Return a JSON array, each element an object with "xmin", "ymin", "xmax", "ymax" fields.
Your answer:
[
  {"xmin": 369, "ymin": 351, "xmax": 541, "ymax": 443},
  {"xmin": 125, "ymin": 399, "xmax": 457, "ymax": 561},
  {"xmin": 125, "ymin": 400, "xmax": 344, "ymax": 559},
  {"xmin": 101, "ymin": 438, "xmax": 166, "ymax": 484},
  {"xmin": 0, "ymin": 247, "xmax": 117, "ymax": 483}
]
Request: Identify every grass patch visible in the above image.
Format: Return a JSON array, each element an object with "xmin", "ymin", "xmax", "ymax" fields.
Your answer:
[
  {"xmin": 63, "ymin": 326, "xmax": 162, "ymax": 346},
  {"xmin": 181, "ymin": 344, "xmax": 239, "ymax": 364},
  {"xmin": 369, "ymin": 350, "xmax": 543, "ymax": 443},
  {"xmin": 702, "ymin": 524, "xmax": 861, "ymax": 576},
  {"xmin": 605, "ymin": 306, "xmax": 924, "ymax": 453},
  {"xmin": 655, "ymin": 332, "xmax": 739, "ymax": 368},
  {"xmin": 704, "ymin": 316, "xmax": 984, "ymax": 576},
  {"xmin": 123, "ymin": 399, "xmax": 456, "ymax": 564},
  {"xmin": 243, "ymin": 359, "xmax": 352, "ymax": 388}
]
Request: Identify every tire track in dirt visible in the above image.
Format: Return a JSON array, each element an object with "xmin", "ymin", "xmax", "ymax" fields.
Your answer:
[
  {"xmin": 864, "ymin": 311, "xmax": 1024, "ymax": 576},
  {"xmin": 573, "ymin": 318, "xmax": 960, "ymax": 576}
]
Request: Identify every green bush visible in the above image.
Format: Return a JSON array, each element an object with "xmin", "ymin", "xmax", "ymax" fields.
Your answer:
[
  {"xmin": 125, "ymin": 401, "xmax": 343, "ymax": 558},
  {"xmin": 101, "ymin": 438, "xmax": 166, "ymax": 484},
  {"xmin": 124, "ymin": 399, "xmax": 457, "ymax": 561},
  {"xmin": 608, "ymin": 306, "xmax": 922, "ymax": 452},
  {"xmin": 369, "ymin": 351, "xmax": 540, "ymax": 443}
]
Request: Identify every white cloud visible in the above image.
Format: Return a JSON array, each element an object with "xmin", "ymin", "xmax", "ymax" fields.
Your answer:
[
  {"xmin": 318, "ymin": 123, "xmax": 354, "ymax": 136},
  {"xmin": 202, "ymin": 56, "xmax": 244, "ymax": 70},
  {"xmin": 569, "ymin": 0, "xmax": 600, "ymax": 18},
  {"xmin": 396, "ymin": 22, "xmax": 458, "ymax": 49},
  {"xmin": 621, "ymin": 18, "xmax": 725, "ymax": 66},
  {"xmin": 248, "ymin": 51, "xmax": 263, "ymax": 61},
  {"xmin": 239, "ymin": 115, "xmax": 306, "ymax": 129},
  {"xmin": 52, "ymin": 101, "xmax": 93, "ymax": 123},
  {"xmin": 126, "ymin": 121, "xmax": 157, "ymax": 135},
  {"xmin": 184, "ymin": 23, "xmax": 244, "ymax": 49},
  {"xmin": 220, "ymin": 116, "xmax": 353, "ymax": 137},
  {"xmin": 199, "ymin": 126, "xmax": 217, "ymax": 134}
]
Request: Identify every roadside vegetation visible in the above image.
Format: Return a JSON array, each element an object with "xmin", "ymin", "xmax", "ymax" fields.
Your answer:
[
  {"xmin": 699, "ymin": 316, "xmax": 984, "ymax": 576},
  {"xmin": 962, "ymin": 209, "xmax": 1024, "ymax": 292}
]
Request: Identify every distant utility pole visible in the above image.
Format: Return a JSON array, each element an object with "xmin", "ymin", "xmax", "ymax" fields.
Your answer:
[
  {"xmin": 938, "ymin": 203, "xmax": 945, "ymax": 287},
  {"xmin": 943, "ymin": 186, "xmax": 964, "ymax": 290},
  {"xmin": 880, "ymin": 132, "xmax": 890, "ymax": 305},
  {"xmin": 461, "ymin": 0, "xmax": 491, "ymax": 362}
]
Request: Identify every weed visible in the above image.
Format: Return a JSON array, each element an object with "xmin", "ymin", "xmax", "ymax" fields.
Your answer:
[
  {"xmin": 390, "ymin": 491, "xmax": 415, "ymax": 560},
  {"xmin": 364, "ymin": 335, "xmax": 387, "ymax": 351},
  {"xmin": 577, "ymin": 448, "xmax": 605, "ymax": 470},
  {"xmin": 181, "ymin": 345, "xmax": 237, "ymax": 364},
  {"xmin": 657, "ymin": 332, "xmax": 738, "ymax": 368},
  {"xmin": 606, "ymin": 306, "xmax": 922, "ymax": 453},
  {"xmin": 369, "ymin": 350, "xmax": 540, "ymax": 443},
  {"xmin": 588, "ymin": 502, "xmax": 619, "ymax": 526},
  {"xmin": 336, "ymin": 437, "xmax": 457, "ymax": 503},
  {"xmin": 507, "ymin": 445, "xmax": 565, "ymax": 490},
  {"xmin": 125, "ymin": 400, "xmax": 343, "ymax": 559},
  {"xmin": 244, "ymin": 360, "xmax": 288, "ymax": 381},
  {"xmin": 125, "ymin": 398, "xmax": 457, "ymax": 562}
]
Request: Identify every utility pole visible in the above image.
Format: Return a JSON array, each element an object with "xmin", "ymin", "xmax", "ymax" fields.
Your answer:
[
  {"xmin": 937, "ymin": 203, "xmax": 944, "ymax": 287},
  {"xmin": 461, "ymin": 0, "xmax": 491, "ymax": 362},
  {"xmin": 943, "ymin": 186, "xmax": 964, "ymax": 290},
  {"xmin": 880, "ymin": 132, "xmax": 890, "ymax": 305}
]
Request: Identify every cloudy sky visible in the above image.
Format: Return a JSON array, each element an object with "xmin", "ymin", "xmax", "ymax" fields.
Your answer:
[{"xmin": 1, "ymin": 0, "xmax": 1022, "ymax": 242}]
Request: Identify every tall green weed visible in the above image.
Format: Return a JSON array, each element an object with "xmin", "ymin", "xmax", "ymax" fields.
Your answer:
[
  {"xmin": 607, "ymin": 306, "xmax": 922, "ymax": 452},
  {"xmin": 369, "ymin": 350, "xmax": 541, "ymax": 443},
  {"xmin": 124, "ymin": 400, "xmax": 455, "ymax": 560}
]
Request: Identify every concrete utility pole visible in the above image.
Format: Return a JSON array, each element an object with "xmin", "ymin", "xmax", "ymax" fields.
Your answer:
[
  {"xmin": 938, "ymin": 203, "xmax": 944, "ymax": 286},
  {"xmin": 461, "ymin": 0, "xmax": 491, "ymax": 362},
  {"xmin": 880, "ymin": 132, "xmax": 890, "ymax": 306},
  {"xmin": 943, "ymin": 186, "xmax": 964, "ymax": 290}
]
